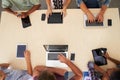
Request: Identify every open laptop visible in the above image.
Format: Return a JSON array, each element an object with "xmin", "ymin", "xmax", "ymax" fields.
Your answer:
[{"xmin": 43, "ymin": 45, "xmax": 68, "ymax": 67}]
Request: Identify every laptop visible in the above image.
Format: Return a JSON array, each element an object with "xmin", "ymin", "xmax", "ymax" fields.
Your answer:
[
  {"xmin": 84, "ymin": 14, "xmax": 104, "ymax": 27},
  {"xmin": 43, "ymin": 45, "xmax": 68, "ymax": 67},
  {"xmin": 47, "ymin": 12, "xmax": 63, "ymax": 24}
]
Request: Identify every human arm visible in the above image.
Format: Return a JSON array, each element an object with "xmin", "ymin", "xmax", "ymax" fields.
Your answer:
[
  {"xmin": 0, "ymin": 63, "xmax": 10, "ymax": 68},
  {"xmin": 104, "ymin": 52, "xmax": 120, "ymax": 65},
  {"xmin": 46, "ymin": 0, "xmax": 52, "ymax": 17},
  {"xmin": 58, "ymin": 54, "xmax": 82, "ymax": 80},
  {"xmin": 0, "ymin": 70, "xmax": 6, "ymax": 80},
  {"xmin": 61, "ymin": 0, "xmax": 71, "ymax": 17},
  {"xmin": 96, "ymin": 5, "xmax": 107, "ymax": 22},
  {"xmin": 24, "ymin": 50, "xmax": 33, "ymax": 76},
  {"xmin": 3, "ymin": 8, "xmax": 18, "ymax": 16},
  {"xmin": 96, "ymin": 0, "xmax": 111, "ymax": 22},
  {"xmin": 79, "ymin": 2, "xmax": 95, "ymax": 23},
  {"xmin": 94, "ymin": 64, "xmax": 109, "ymax": 80},
  {"xmin": 20, "ymin": 4, "xmax": 40, "ymax": 18}
]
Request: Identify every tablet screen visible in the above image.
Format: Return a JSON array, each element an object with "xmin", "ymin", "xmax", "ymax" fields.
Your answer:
[
  {"xmin": 21, "ymin": 16, "xmax": 31, "ymax": 28},
  {"xmin": 92, "ymin": 48, "xmax": 107, "ymax": 66},
  {"xmin": 17, "ymin": 45, "xmax": 26, "ymax": 58}
]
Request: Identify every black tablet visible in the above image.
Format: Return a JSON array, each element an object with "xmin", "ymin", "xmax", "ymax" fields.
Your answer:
[
  {"xmin": 47, "ymin": 12, "xmax": 63, "ymax": 24},
  {"xmin": 92, "ymin": 48, "xmax": 107, "ymax": 66},
  {"xmin": 21, "ymin": 16, "xmax": 31, "ymax": 28}
]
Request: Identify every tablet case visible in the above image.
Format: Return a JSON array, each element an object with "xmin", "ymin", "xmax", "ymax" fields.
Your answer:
[
  {"xmin": 21, "ymin": 16, "xmax": 31, "ymax": 28},
  {"xmin": 92, "ymin": 48, "xmax": 107, "ymax": 66},
  {"xmin": 47, "ymin": 12, "xmax": 63, "ymax": 24},
  {"xmin": 86, "ymin": 20, "xmax": 103, "ymax": 26}
]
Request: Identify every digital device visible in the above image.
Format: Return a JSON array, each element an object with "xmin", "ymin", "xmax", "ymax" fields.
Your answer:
[
  {"xmin": 47, "ymin": 12, "xmax": 63, "ymax": 24},
  {"xmin": 86, "ymin": 20, "xmax": 103, "ymax": 26},
  {"xmin": 108, "ymin": 19, "xmax": 112, "ymax": 26},
  {"xmin": 43, "ymin": 45, "xmax": 68, "ymax": 67},
  {"xmin": 16, "ymin": 43, "xmax": 27, "ymax": 58},
  {"xmin": 41, "ymin": 13, "xmax": 46, "ymax": 21},
  {"xmin": 21, "ymin": 16, "xmax": 31, "ymax": 28},
  {"xmin": 70, "ymin": 53, "xmax": 75, "ymax": 61},
  {"xmin": 84, "ymin": 14, "xmax": 104, "ymax": 27},
  {"xmin": 92, "ymin": 48, "xmax": 107, "ymax": 66}
]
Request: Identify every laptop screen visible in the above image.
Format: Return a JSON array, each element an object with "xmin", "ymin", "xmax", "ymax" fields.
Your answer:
[{"xmin": 43, "ymin": 45, "xmax": 68, "ymax": 52}]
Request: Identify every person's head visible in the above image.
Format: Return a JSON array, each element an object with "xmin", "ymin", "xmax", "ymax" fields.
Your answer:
[
  {"xmin": 34, "ymin": 70, "xmax": 56, "ymax": 80},
  {"xmin": 110, "ymin": 69, "xmax": 120, "ymax": 80}
]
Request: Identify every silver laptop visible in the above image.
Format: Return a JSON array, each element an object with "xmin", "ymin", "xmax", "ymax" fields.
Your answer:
[{"xmin": 43, "ymin": 45, "xmax": 68, "ymax": 67}]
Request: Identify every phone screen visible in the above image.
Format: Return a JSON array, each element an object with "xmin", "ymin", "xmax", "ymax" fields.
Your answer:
[{"xmin": 17, "ymin": 45, "xmax": 26, "ymax": 58}]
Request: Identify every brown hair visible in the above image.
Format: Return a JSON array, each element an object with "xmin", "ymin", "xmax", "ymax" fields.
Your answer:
[{"xmin": 37, "ymin": 70, "xmax": 56, "ymax": 80}]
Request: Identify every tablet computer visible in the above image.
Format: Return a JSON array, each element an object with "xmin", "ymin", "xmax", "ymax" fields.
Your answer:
[
  {"xmin": 92, "ymin": 48, "xmax": 107, "ymax": 66},
  {"xmin": 16, "ymin": 43, "xmax": 27, "ymax": 59},
  {"xmin": 21, "ymin": 16, "xmax": 31, "ymax": 28}
]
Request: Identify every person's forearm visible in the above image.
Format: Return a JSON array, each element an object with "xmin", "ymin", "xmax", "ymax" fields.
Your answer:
[
  {"xmin": 63, "ymin": 0, "xmax": 71, "ymax": 10},
  {"xmin": 65, "ymin": 59, "xmax": 82, "ymax": 77},
  {"xmin": 99, "ymin": 5, "xmax": 107, "ymax": 16},
  {"xmin": 4, "ymin": 8, "xmax": 17, "ymax": 15},
  {"xmin": 80, "ymin": 2, "xmax": 91, "ymax": 14},
  {"xmin": 108, "ymin": 57, "xmax": 120, "ymax": 65},
  {"xmin": 94, "ymin": 64, "xmax": 106, "ymax": 74},
  {"xmin": 27, "ymin": 4, "xmax": 40, "ymax": 15},
  {"xmin": 26, "ymin": 60, "xmax": 33, "ymax": 75},
  {"xmin": 47, "ymin": 67, "xmax": 67, "ymax": 76},
  {"xmin": 0, "ymin": 63, "xmax": 10, "ymax": 68},
  {"xmin": 46, "ymin": 0, "xmax": 52, "ymax": 10}
]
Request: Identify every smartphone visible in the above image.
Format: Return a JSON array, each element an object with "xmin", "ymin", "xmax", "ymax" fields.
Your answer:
[
  {"xmin": 70, "ymin": 53, "xmax": 75, "ymax": 61},
  {"xmin": 16, "ymin": 43, "xmax": 27, "ymax": 58},
  {"xmin": 41, "ymin": 13, "xmax": 46, "ymax": 21},
  {"xmin": 108, "ymin": 19, "xmax": 112, "ymax": 26},
  {"xmin": 21, "ymin": 16, "xmax": 31, "ymax": 28}
]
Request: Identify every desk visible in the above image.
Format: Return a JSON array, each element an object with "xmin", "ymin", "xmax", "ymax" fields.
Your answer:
[{"xmin": 0, "ymin": 8, "xmax": 120, "ymax": 71}]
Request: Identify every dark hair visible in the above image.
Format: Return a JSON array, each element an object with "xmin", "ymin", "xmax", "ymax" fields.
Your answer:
[
  {"xmin": 110, "ymin": 69, "xmax": 120, "ymax": 80},
  {"xmin": 36, "ymin": 70, "xmax": 56, "ymax": 80}
]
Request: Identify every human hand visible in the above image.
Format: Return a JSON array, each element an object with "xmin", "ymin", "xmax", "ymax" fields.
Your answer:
[
  {"xmin": 86, "ymin": 12, "xmax": 95, "ymax": 23},
  {"xmin": 61, "ymin": 9, "xmax": 67, "ymax": 17},
  {"xmin": 46, "ymin": 9, "xmax": 52, "ymax": 18},
  {"xmin": 20, "ymin": 12, "xmax": 29, "ymax": 18},
  {"xmin": 104, "ymin": 52, "xmax": 110, "ymax": 59},
  {"xmin": 58, "ymin": 54, "xmax": 68, "ymax": 63},
  {"xmin": 96, "ymin": 13, "xmax": 104, "ymax": 22},
  {"xmin": 24, "ymin": 50, "xmax": 31, "ymax": 62}
]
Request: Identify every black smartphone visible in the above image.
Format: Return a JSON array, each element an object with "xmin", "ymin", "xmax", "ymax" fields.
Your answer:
[
  {"xmin": 21, "ymin": 16, "xmax": 31, "ymax": 28},
  {"xmin": 70, "ymin": 53, "xmax": 75, "ymax": 61},
  {"xmin": 17, "ymin": 44, "xmax": 26, "ymax": 58},
  {"xmin": 108, "ymin": 19, "xmax": 112, "ymax": 26},
  {"xmin": 41, "ymin": 13, "xmax": 46, "ymax": 21}
]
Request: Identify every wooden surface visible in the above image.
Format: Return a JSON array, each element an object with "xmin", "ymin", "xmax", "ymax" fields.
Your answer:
[{"xmin": 0, "ymin": 8, "xmax": 120, "ymax": 71}]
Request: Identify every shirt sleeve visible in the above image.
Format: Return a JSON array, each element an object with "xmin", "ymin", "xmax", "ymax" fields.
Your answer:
[
  {"xmin": 102, "ymin": 0, "xmax": 111, "ymax": 7},
  {"xmin": 30, "ymin": 0, "xmax": 40, "ymax": 5},
  {"xmin": 76, "ymin": 0, "xmax": 83, "ymax": 7},
  {"xmin": 2, "ymin": 0, "xmax": 12, "ymax": 8}
]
